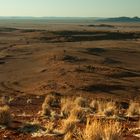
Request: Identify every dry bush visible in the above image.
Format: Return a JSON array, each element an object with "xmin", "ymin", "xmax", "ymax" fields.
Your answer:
[
  {"xmin": 127, "ymin": 101, "xmax": 140, "ymax": 116},
  {"xmin": 90, "ymin": 100, "xmax": 99, "ymax": 113},
  {"xmin": 69, "ymin": 106, "xmax": 87, "ymax": 122},
  {"xmin": 0, "ymin": 105, "xmax": 12, "ymax": 126},
  {"xmin": 98, "ymin": 101, "xmax": 118, "ymax": 117},
  {"xmin": 41, "ymin": 94, "xmax": 60, "ymax": 116},
  {"xmin": 104, "ymin": 107, "xmax": 115, "ymax": 117},
  {"xmin": 42, "ymin": 94, "xmax": 59, "ymax": 108},
  {"xmin": 74, "ymin": 97, "xmax": 88, "ymax": 108}
]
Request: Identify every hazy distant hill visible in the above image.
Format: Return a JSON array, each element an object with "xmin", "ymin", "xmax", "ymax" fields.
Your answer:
[
  {"xmin": 0, "ymin": 16, "xmax": 139, "ymax": 23},
  {"xmin": 98, "ymin": 17, "xmax": 140, "ymax": 22}
]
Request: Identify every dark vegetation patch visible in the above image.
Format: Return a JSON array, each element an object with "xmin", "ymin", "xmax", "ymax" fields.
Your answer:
[
  {"xmin": 76, "ymin": 65, "xmax": 96, "ymax": 73},
  {"xmin": 87, "ymin": 24, "xmax": 115, "ymax": 28},
  {"xmin": 0, "ymin": 27, "xmax": 18, "ymax": 32},
  {"xmin": 103, "ymin": 58, "xmax": 122, "ymax": 64},
  {"xmin": 51, "ymin": 31, "xmax": 140, "ymax": 42},
  {"xmin": 81, "ymin": 84, "xmax": 125, "ymax": 92},
  {"xmin": 110, "ymin": 71, "xmax": 140, "ymax": 78},
  {"xmin": 117, "ymin": 101, "xmax": 129, "ymax": 109},
  {"xmin": 76, "ymin": 64, "xmax": 140, "ymax": 79},
  {"xmin": 37, "ymin": 30, "xmax": 140, "ymax": 43},
  {"xmin": 86, "ymin": 48, "xmax": 106, "ymax": 55},
  {"xmin": 21, "ymin": 29, "xmax": 43, "ymax": 33},
  {"xmin": 62, "ymin": 55, "xmax": 86, "ymax": 63}
]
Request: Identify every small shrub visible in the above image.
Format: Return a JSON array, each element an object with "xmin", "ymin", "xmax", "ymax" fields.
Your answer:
[
  {"xmin": 0, "ymin": 105, "xmax": 12, "ymax": 126},
  {"xmin": 41, "ymin": 94, "xmax": 59, "ymax": 116},
  {"xmin": 42, "ymin": 95, "xmax": 58, "ymax": 108}
]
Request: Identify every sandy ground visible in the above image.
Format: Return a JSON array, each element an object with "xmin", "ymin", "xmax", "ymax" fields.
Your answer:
[{"xmin": 0, "ymin": 23, "xmax": 140, "ymax": 139}]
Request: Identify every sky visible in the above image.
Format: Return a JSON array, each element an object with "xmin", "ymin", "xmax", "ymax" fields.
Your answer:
[{"xmin": 0, "ymin": 0, "xmax": 140, "ymax": 17}]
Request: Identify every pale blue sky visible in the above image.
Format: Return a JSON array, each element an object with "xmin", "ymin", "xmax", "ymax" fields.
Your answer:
[{"xmin": 0, "ymin": 0, "xmax": 139, "ymax": 17}]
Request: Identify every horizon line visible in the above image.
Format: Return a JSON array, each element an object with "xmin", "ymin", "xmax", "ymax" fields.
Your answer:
[{"xmin": 0, "ymin": 16, "xmax": 139, "ymax": 18}]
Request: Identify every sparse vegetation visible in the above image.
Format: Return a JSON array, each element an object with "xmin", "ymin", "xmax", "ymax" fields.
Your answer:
[{"xmin": 0, "ymin": 23, "xmax": 140, "ymax": 140}]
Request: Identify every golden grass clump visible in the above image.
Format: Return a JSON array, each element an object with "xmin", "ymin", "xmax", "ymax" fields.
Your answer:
[
  {"xmin": 98, "ymin": 101, "xmax": 118, "ymax": 117},
  {"xmin": 0, "ymin": 105, "xmax": 12, "ymax": 126},
  {"xmin": 45, "ymin": 121, "xmax": 55, "ymax": 133},
  {"xmin": 74, "ymin": 97, "xmax": 88, "ymax": 108},
  {"xmin": 61, "ymin": 117, "xmax": 77, "ymax": 134},
  {"xmin": 75, "ymin": 119, "xmax": 102, "ymax": 140},
  {"xmin": 84, "ymin": 119, "xmax": 102, "ymax": 140},
  {"xmin": 127, "ymin": 101, "xmax": 140, "ymax": 116},
  {"xmin": 75, "ymin": 119, "xmax": 122, "ymax": 140},
  {"xmin": 70, "ymin": 106, "xmax": 87, "ymax": 122},
  {"xmin": 103, "ymin": 121, "xmax": 122, "ymax": 140}
]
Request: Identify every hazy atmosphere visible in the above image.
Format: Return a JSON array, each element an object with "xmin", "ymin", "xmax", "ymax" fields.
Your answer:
[{"xmin": 0, "ymin": 0, "xmax": 140, "ymax": 17}]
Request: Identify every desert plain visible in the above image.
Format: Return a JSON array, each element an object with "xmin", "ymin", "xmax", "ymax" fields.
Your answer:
[{"xmin": 0, "ymin": 20, "xmax": 140, "ymax": 139}]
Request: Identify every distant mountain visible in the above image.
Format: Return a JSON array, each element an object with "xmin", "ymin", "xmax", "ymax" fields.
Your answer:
[
  {"xmin": 0, "ymin": 16, "xmax": 139, "ymax": 23},
  {"xmin": 98, "ymin": 17, "xmax": 140, "ymax": 22}
]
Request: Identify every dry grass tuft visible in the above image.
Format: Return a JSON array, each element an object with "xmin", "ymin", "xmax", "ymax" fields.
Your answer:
[
  {"xmin": 75, "ymin": 118, "xmax": 122, "ymax": 140},
  {"xmin": 127, "ymin": 101, "xmax": 140, "ymax": 116},
  {"xmin": 64, "ymin": 131, "xmax": 73, "ymax": 140},
  {"xmin": 42, "ymin": 95, "xmax": 58, "ymax": 108},
  {"xmin": 41, "ymin": 94, "xmax": 60, "ymax": 116},
  {"xmin": 60, "ymin": 114, "xmax": 78, "ymax": 135},
  {"xmin": 74, "ymin": 97, "xmax": 88, "ymax": 108},
  {"xmin": 103, "ymin": 121, "xmax": 122, "ymax": 140},
  {"xmin": 0, "ymin": 105, "xmax": 12, "ymax": 126},
  {"xmin": 90, "ymin": 100, "xmax": 99, "ymax": 113},
  {"xmin": 70, "ymin": 106, "xmax": 87, "ymax": 122},
  {"xmin": 98, "ymin": 101, "xmax": 118, "ymax": 117},
  {"xmin": 61, "ymin": 98, "xmax": 74, "ymax": 118},
  {"xmin": 45, "ymin": 121, "xmax": 55, "ymax": 133}
]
